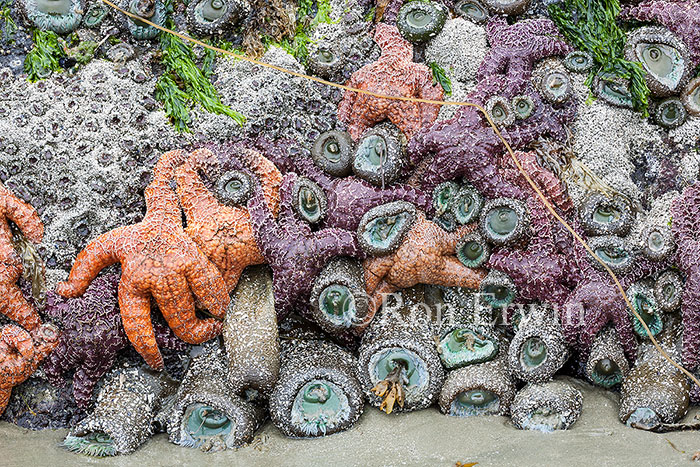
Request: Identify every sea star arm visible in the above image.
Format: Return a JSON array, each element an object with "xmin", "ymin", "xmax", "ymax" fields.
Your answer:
[
  {"xmin": 55, "ymin": 228, "xmax": 124, "ymax": 298},
  {"xmin": 237, "ymin": 147, "xmax": 284, "ymax": 216},
  {"xmin": 72, "ymin": 351, "xmax": 116, "ymax": 409},
  {"xmin": 0, "ymin": 284, "xmax": 42, "ymax": 332},
  {"xmin": 0, "ymin": 325, "xmax": 33, "ymax": 386},
  {"xmin": 175, "ymin": 152, "xmax": 222, "ymax": 224},
  {"xmin": 247, "ymin": 183, "xmax": 284, "ymax": 261},
  {"xmin": 363, "ymin": 255, "xmax": 395, "ymax": 296},
  {"xmin": 0, "ymin": 184, "xmax": 43, "ymax": 244},
  {"xmin": 118, "ymin": 278, "xmax": 164, "ymax": 370},
  {"xmin": 313, "ymin": 227, "xmax": 363, "ymax": 263}
]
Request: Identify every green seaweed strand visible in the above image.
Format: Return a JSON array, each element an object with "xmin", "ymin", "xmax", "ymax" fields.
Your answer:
[
  {"xmin": 429, "ymin": 62, "xmax": 452, "ymax": 97},
  {"xmin": 548, "ymin": 0, "xmax": 650, "ymax": 115},
  {"xmin": 156, "ymin": 15, "xmax": 245, "ymax": 132},
  {"xmin": 1, "ymin": 4, "xmax": 17, "ymax": 43},
  {"xmin": 266, "ymin": 0, "xmax": 335, "ymax": 64},
  {"xmin": 24, "ymin": 29, "xmax": 66, "ymax": 82}
]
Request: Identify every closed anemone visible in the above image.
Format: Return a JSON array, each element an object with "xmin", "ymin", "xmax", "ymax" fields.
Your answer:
[
  {"xmin": 681, "ymin": 77, "xmax": 700, "ymax": 116},
  {"xmin": 311, "ymin": 130, "xmax": 354, "ymax": 177},
  {"xmin": 397, "ymin": 1, "xmax": 447, "ymax": 43},
  {"xmin": 452, "ymin": 185, "xmax": 483, "ymax": 224},
  {"xmin": 519, "ymin": 337, "xmax": 547, "ymax": 369},
  {"xmin": 369, "ymin": 348, "xmax": 429, "ymax": 406},
  {"xmin": 318, "ymin": 284, "xmax": 357, "ymax": 327},
  {"xmin": 119, "ymin": 0, "xmax": 168, "ymax": 40},
  {"xmin": 485, "ymin": 96, "xmax": 515, "ymax": 127},
  {"xmin": 479, "ymin": 270, "xmax": 516, "ymax": 308},
  {"xmin": 307, "ymin": 44, "xmax": 344, "ymax": 82},
  {"xmin": 290, "ymin": 380, "xmax": 351, "ymax": 437},
  {"xmin": 352, "ymin": 126, "xmax": 403, "ymax": 187},
  {"xmin": 456, "ymin": 232, "xmax": 490, "ymax": 268},
  {"xmin": 588, "ymin": 235, "xmax": 634, "ymax": 274},
  {"xmin": 640, "ymin": 224, "xmax": 674, "ymax": 261},
  {"xmin": 454, "ymin": 0, "xmax": 489, "ymax": 23},
  {"xmin": 594, "ymin": 72, "xmax": 634, "ymax": 109},
  {"xmin": 438, "ymin": 327, "xmax": 499, "ymax": 368},
  {"xmin": 432, "ymin": 181, "xmax": 460, "ymax": 216},
  {"xmin": 23, "ymin": 0, "xmax": 83, "ymax": 34},
  {"xmin": 215, "ymin": 169, "xmax": 253, "ymax": 206},
  {"xmin": 654, "ymin": 98, "xmax": 687, "ymax": 129},
  {"xmin": 511, "ymin": 95, "xmax": 535, "ymax": 120},
  {"xmin": 511, "ymin": 381, "xmax": 583, "ymax": 432},
  {"xmin": 357, "ymin": 201, "xmax": 416, "ymax": 256},
  {"xmin": 82, "ymin": 4, "xmax": 108, "ymax": 27},
  {"xmin": 186, "ymin": 0, "xmax": 247, "ymax": 35},
  {"xmin": 626, "ymin": 407, "xmax": 660, "ymax": 430},
  {"xmin": 199, "ymin": 0, "xmax": 227, "ymax": 22},
  {"xmin": 538, "ymin": 70, "xmax": 572, "ymax": 104},
  {"xmin": 184, "ymin": 404, "xmax": 232, "ymax": 446},
  {"xmin": 292, "ymin": 177, "xmax": 327, "ymax": 224},
  {"xmin": 480, "ymin": 198, "xmax": 528, "ymax": 245},
  {"xmin": 451, "ymin": 389, "xmax": 500, "ymax": 416},
  {"xmin": 563, "ymin": 51, "xmax": 593, "ymax": 73},
  {"xmin": 654, "ymin": 270, "xmax": 683, "ymax": 313},
  {"xmin": 627, "ymin": 282, "xmax": 662, "ymax": 337},
  {"xmin": 580, "ymin": 192, "xmax": 633, "ymax": 236},
  {"xmin": 591, "ymin": 358, "xmax": 623, "ymax": 388},
  {"xmin": 624, "ymin": 27, "xmax": 691, "ymax": 97},
  {"xmin": 63, "ymin": 432, "xmax": 117, "ymax": 458}
]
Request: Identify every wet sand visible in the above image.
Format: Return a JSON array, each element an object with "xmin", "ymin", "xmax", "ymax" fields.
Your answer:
[{"xmin": 1, "ymin": 377, "xmax": 698, "ymax": 467}]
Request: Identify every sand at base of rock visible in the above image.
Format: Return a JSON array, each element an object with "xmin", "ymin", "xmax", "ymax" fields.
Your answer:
[{"xmin": 1, "ymin": 377, "xmax": 699, "ymax": 466}]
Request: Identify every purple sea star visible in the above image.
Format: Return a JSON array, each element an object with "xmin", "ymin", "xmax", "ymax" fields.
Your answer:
[
  {"xmin": 670, "ymin": 183, "xmax": 700, "ymax": 370},
  {"xmin": 561, "ymin": 238, "xmax": 670, "ymax": 361},
  {"xmin": 280, "ymin": 154, "xmax": 432, "ymax": 231},
  {"xmin": 247, "ymin": 172, "xmax": 364, "ymax": 319},
  {"xmin": 407, "ymin": 80, "xmax": 577, "ymax": 195},
  {"xmin": 43, "ymin": 273, "xmax": 187, "ymax": 409},
  {"xmin": 477, "ymin": 16, "xmax": 572, "ymax": 93}
]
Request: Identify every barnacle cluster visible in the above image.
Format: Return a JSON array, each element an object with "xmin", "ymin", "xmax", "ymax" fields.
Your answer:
[{"xmin": 1, "ymin": 0, "xmax": 700, "ymax": 458}]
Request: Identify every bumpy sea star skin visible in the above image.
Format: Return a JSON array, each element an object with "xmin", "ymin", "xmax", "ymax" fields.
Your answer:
[
  {"xmin": 0, "ymin": 182, "xmax": 44, "ymax": 332},
  {"xmin": 478, "ymin": 16, "xmax": 572, "ymax": 93},
  {"xmin": 560, "ymin": 237, "xmax": 671, "ymax": 361},
  {"xmin": 55, "ymin": 150, "xmax": 229, "ymax": 371},
  {"xmin": 283, "ymin": 154, "xmax": 432, "ymax": 231},
  {"xmin": 620, "ymin": 0, "xmax": 700, "ymax": 65},
  {"xmin": 175, "ymin": 146, "xmax": 282, "ymax": 293},
  {"xmin": 363, "ymin": 212, "xmax": 487, "ymax": 325},
  {"xmin": 407, "ymin": 79, "xmax": 577, "ymax": 195},
  {"xmin": 0, "ymin": 324, "xmax": 59, "ymax": 415},
  {"xmin": 488, "ymin": 197, "xmax": 574, "ymax": 308},
  {"xmin": 670, "ymin": 183, "xmax": 700, "ymax": 370},
  {"xmin": 247, "ymin": 172, "xmax": 364, "ymax": 319},
  {"xmin": 43, "ymin": 273, "xmax": 186, "ymax": 410},
  {"xmin": 337, "ymin": 23, "xmax": 444, "ymax": 141}
]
